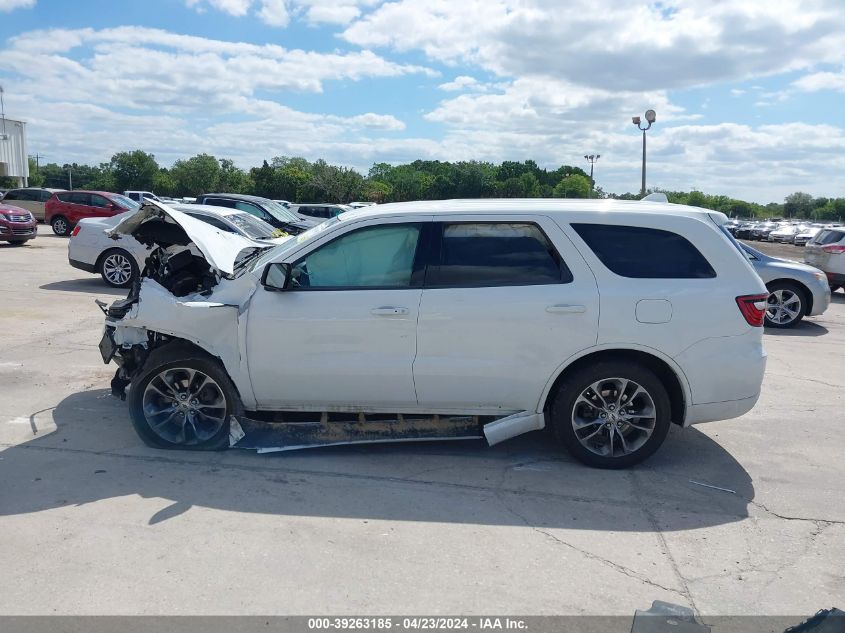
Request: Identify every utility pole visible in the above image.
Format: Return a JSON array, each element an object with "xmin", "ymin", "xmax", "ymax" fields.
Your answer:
[
  {"xmin": 632, "ymin": 110, "xmax": 656, "ymax": 197},
  {"xmin": 583, "ymin": 154, "xmax": 600, "ymax": 196},
  {"xmin": 68, "ymin": 166, "xmax": 73, "ymax": 190}
]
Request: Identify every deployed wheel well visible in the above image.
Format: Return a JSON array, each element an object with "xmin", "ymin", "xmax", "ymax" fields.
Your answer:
[
  {"xmin": 545, "ymin": 349, "xmax": 686, "ymax": 426},
  {"xmin": 765, "ymin": 278, "xmax": 812, "ymax": 314}
]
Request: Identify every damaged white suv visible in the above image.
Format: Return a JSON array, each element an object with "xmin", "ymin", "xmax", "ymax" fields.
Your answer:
[{"xmin": 99, "ymin": 199, "xmax": 768, "ymax": 468}]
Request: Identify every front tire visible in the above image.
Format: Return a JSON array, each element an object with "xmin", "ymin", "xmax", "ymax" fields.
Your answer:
[
  {"xmin": 51, "ymin": 216, "xmax": 70, "ymax": 236},
  {"xmin": 99, "ymin": 248, "xmax": 138, "ymax": 287},
  {"xmin": 128, "ymin": 349, "xmax": 238, "ymax": 450},
  {"xmin": 765, "ymin": 281, "xmax": 807, "ymax": 328},
  {"xmin": 549, "ymin": 361, "xmax": 672, "ymax": 469}
]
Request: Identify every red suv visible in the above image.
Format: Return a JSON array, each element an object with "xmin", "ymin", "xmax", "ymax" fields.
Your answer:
[{"xmin": 45, "ymin": 191, "xmax": 138, "ymax": 236}]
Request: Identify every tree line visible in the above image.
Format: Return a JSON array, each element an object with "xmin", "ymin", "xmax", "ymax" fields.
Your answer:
[{"xmin": 8, "ymin": 149, "xmax": 844, "ymax": 221}]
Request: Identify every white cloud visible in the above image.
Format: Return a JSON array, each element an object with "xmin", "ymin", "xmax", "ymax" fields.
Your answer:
[
  {"xmin": 256, "ymin": 0, "xmax": 289, "ymax": 26},
  {"xmin": 187, "ymin": 0, "xmax": 252, "ymax": 16},
  {"xmin": 438, "ymin": 76, "xmax": 486, "ymax": 92},
  {"xmin": 793, "ymin": 68, "xmax": 845, "ymax": 92},
  {"xmin": 0, "ymin": 0, "xmax": 35, "ymax": 10},
  {"xmin": 343, "ymin": 0, "xmax": 845, "ymax": 90}
]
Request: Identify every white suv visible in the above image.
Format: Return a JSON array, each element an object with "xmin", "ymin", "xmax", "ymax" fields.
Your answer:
[{"xmin": 99, "ymin": 199, "xmax": 768, "ymax": 468}]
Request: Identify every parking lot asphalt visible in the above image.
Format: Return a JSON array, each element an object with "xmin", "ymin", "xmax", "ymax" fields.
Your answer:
[{"xmin": 1, "ymin": 229, "xmax": 843, "ymax": 616}]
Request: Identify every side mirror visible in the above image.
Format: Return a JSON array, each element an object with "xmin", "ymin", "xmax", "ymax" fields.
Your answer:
[{"xmin": 261, "ymin": 262, "xmax": 291, "ymax": 291}]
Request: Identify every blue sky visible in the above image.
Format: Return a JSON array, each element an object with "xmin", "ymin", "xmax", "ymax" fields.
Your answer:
[{"xmin": 1, "ymin": 0, "xmax": 844, "ymax": 202}]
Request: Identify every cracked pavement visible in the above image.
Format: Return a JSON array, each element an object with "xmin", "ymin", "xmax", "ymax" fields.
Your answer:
[{"xmin": 0, "ymin": 230, "xmax": 843, "ymax": 615}]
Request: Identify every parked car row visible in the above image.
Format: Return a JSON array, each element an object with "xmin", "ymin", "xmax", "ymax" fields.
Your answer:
[{"xmin": 724, "ymin": 218, "xmax": 835, "ymax": 246}]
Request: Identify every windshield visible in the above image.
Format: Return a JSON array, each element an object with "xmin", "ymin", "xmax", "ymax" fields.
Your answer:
[
  {"xmin": 250, "ymin": 215, "xmax": 341, "ymax": 272},
  {"xmin": 227, "ymin": 213, "xmax": 278, "ymax": 240},
  {"xmin": 263, "ymin": 199, "xmax": 301, "ymax": 224}
]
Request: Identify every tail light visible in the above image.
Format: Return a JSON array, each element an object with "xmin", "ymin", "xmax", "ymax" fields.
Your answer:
[
  {"xmin": 736, "ymin": 294, "xmax": 769, "ymax": 327},
  {"xmin": 70, "ymin": 226, "xmax": 81, "ymax": 237},
  {"xmin": 821, "ymin": 244, "xmax": 845, "ymax": 254}
]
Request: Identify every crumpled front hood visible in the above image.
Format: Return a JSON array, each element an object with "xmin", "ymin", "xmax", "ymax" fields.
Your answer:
[{"xmin": 107, "ymin": 200, "xmax": 264, "ymax": 276}]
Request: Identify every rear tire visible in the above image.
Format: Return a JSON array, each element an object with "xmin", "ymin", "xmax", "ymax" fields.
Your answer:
[
  {"xmin": 549, "ymin": 361, "xmax": 672, "ymax": 469},
  {"xmin": 98, "ymin": 248, "xmax": 138, "ymax": 288},
  {"xmin": 51, "ymin": 216, "xmax": 70, "ymax": 236},
  {"xmin": 128, "ymin": 347, "xmax": 238, "ymax": 451},
  {"xmin": 765, "ymin": 281, "xmax": 807, "ymax": 328}
]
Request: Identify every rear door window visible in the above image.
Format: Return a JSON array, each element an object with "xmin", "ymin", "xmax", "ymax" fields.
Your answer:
[
  {"xmin": 90, "ymin": 194, "xmax": 111, "ymax": 208},
  {"xmin": 69, "ymin": 192, "xmax": 92, "ymax": 206},
  {"xmin": 427, "ymin": 222, "xmax": 572, "ymax": 287},
  {"xmin": 204, "ymin": 198, "xmax": 237, "ymax": 209},
  {"xmin": 814, "ymin": 230, "xmax": 845, "ymax": 245},
  {"xmin": 572, "ymin": 223, "xmax": 716, "ymax": 279}
]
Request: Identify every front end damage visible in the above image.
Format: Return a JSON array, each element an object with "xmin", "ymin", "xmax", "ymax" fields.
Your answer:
[{"xmin": 99, "ymin": 200, "xmax": 546, "ymax": 452}]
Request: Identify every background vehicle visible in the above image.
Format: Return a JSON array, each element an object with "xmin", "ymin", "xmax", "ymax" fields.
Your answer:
[
  {"xmin": 101, "ymin": 199, "xmax": 767, "ymax": 469},
  {"xmin": 794, "ymin": 225, "xmax": 822, "ymax": 246},
  {"xmin": 45, "ymin": 191, "xmax": 139, "ymax": 236},
  {"xmin": 768, "ymin": 224, "xmax": 800, "ymax": 243},
  {"xmin": 291, "ymin": 203, "xmax": 352, "ymax": 220},
  {"xmin": 0, "ymin": 202, "xmax": 37, "ymax": 245},
  {"xmin": 272, "ymin": 199, "xmax": 292, "ymax": 208},
  {"xmin": 124, "ymin": 191, "xmax": 161, "ymax": 203},
  {"xmin": 805, "ymin": 227, "xmax": 845, "ymax": 292},
  {"xmin": 735, "ymin": 222, "xmax": 756, "ymax": 239},
  {"xmin": 739, "ymin": 243, "xmax": 830, "ymax": 328},
  {"xmin": 195, "ymin": 193, "xmax": 316, "ymax": 234},
  {"xmin": 0, "ymin": 188, "xmax": 65, "ymax": 221},
  {"xmin": 69, "ymin": 203, "xmax": 285, "ymax": 287},
  {"xmin": 751, "ymin": 221, "xmax": 777, "ymax": 241}
]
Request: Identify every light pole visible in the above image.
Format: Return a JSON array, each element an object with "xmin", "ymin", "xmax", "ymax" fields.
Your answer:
[
  {"xmin": 584, "ymin": 154, "xmax": 600, "ymax": 196},
  {"xmin": 632, "ymin": 110, "xmax": 656, "ymax": 197}
]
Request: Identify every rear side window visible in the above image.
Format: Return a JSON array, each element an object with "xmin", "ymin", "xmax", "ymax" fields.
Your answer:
[
  {"xmin": 204, "ymin": 198, "xmax": 237, "ymax": 209},
  {"xmin": 69, "ymin": 192, "xmax": 91, "ymax": 205},
  {"xmin": 572, "ymin": 224, "xmax": 716, "ymax": 279},
  {"xmin": 38, "ymin": 190, "xmax": 53, "ymax": 202},
  {"xmin": 428, "ymin": 222, "xmax": 572, "ymax": 287},
  {"xmin": 187, "ymin": 213, "xmax": 236, "ymax": 233},
  {"xmin": 814, "ymin": 230, "xmax": 845, "ymax": 245}
]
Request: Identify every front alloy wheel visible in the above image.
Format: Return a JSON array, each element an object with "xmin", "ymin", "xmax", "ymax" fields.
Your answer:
[
  {"xmin": 141, "ymin": 367, "xmax": 228, "ymax": 446},
  {"xmin": 128, "ymin": 350, "xmax": 237, "ymax": 450}
]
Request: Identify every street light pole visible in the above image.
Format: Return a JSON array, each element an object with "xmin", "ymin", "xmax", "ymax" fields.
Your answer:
[
  {"xmin": 632, "ymin": 110, "xmax": 656, "ymax": 197},
  {"xmin": 584, "ymin": 154, "xmax": 600, "ymax": 196}
]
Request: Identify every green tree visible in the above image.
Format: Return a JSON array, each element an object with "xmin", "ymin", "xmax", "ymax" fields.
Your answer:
[
  {"xmin": 153, "ymin": 169, "xmax": 177, "ymax": 197},
  {"xmin": 364, "ymin": 180, "xmax": 392, "ymax": 203},
  {"xmin": 784, "ymin": 192, "xmax": 814, "ymax": 218},
  {"xmin": 27, "ymin": 157, "xmax": 45, "ymax": 187},
  {"xmin": 110, "ymin": 150, "xmax": 159, "ymax": 193},
  {"xmin": 553, "ymin": 174, "xmax": 591, "ymax": 198},
  {"xmin": 218, "ymin": 159, "xmax": 253, "ymax": 194},
  {"xmin": 171, "ymin": 154, "xmax": 221, "ymax": 196}
]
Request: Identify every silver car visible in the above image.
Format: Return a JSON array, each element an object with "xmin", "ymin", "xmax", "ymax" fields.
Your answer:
[{"xmin": 740, "ymin": 243, "xmax": 831, "ymax": 328}]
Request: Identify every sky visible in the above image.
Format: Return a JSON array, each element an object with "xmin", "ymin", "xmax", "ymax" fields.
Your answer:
[{"xmin": 1, "ymin": 0, "xmax": 844, "ymax": 203}]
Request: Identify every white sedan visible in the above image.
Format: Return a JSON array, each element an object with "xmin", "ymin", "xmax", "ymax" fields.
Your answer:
[{"xmin": 68, "ymin": 203, "xmax": 288, "ymax": 287}]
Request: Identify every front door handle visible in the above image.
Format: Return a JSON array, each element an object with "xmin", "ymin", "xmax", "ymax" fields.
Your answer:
[
  {"xmin": 546, "ymin": 304, "xmax": 587, "ymax": 314},
  {"xmin": 371, "ymin": 306, "xmax": 410, "ymax": 316}
]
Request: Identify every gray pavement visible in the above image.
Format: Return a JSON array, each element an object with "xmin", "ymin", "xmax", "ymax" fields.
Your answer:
[{"xmin": 0, "ymin": 228, "xmax": 843, "ymax": 616}]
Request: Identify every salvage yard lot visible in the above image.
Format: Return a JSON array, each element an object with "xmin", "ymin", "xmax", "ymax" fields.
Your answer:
[{"xmin": 1, "ymin": 228, "xmax": 844, "ymax": 615}]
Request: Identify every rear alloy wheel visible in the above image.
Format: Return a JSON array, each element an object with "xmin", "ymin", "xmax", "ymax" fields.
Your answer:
[
  {"xmin": 99, "ymin": 249, "xmax": 137, "ymax": 287},
  {"xmin": 550, "ymin": 361, "xmax": 671, "ymax": 469},
  {"xmin": 765, "ymin": 282, "xmax": 807, "ymax": 328},
  {"xmin": 51, "ymin": 216, "xmax": 70, "ymax": 236}
]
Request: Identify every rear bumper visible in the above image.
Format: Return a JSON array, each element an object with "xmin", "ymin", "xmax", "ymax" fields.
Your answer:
[
  {"xmin": 685, "ymin": 394, "xmax": 760, "ymax": 426},
  {"xmin": 69, "ymin": 257, "xmax": 97, "ymax": 273},
  {"xmin": 674, "ymin": 329, "xmax": 767, "ymax": 424}
]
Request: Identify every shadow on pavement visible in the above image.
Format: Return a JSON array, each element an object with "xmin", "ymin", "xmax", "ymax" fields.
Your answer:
[
  {"xmin": 765, "ymin": 320, "xmax": 828, "ymax": 337},
  {"xmin": 39, "ymin": 278, "xmax": 126, "ymax": 295},
  {"xmin": 0, "ymin": 388, "xmax": 755, "ymax": 531}
]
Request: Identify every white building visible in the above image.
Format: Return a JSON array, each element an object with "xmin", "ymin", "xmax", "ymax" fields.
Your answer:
[{"xmin": 0, "ymin": 116, "xmax": 29, "ymax": 187}]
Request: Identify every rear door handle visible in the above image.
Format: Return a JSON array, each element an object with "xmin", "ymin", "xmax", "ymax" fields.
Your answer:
[
  {"xmin": 371, "ymin": 306, "xmax": 410, "ymax": 316},
  {"xmin": 546, "ymin": 304, "xmax": 587, "ymax": 314}
]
